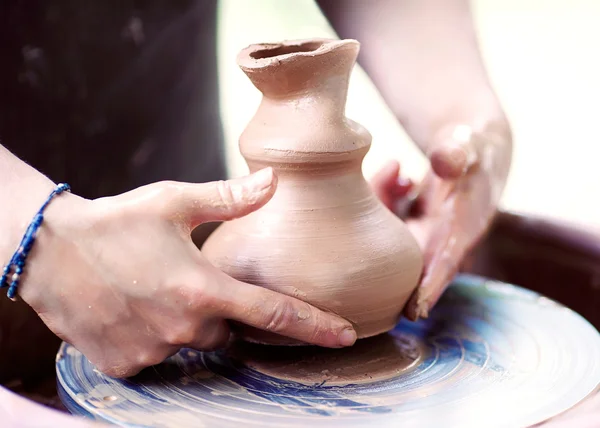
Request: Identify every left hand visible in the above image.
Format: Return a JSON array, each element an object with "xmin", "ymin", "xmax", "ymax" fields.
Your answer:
[{"xmin": 371, "ymin": 122, "xmax": 512, "ymax": 320}]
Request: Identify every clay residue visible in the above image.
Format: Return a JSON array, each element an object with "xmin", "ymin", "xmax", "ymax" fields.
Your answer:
[{"xmin": 228, "ymin": 332, "xmax": 423, "ymax": 386}]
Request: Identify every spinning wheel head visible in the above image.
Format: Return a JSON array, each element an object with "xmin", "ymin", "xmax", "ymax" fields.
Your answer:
[{"xmin": 56, "ymin": 275, "xmax": 600, "ymax": 427}]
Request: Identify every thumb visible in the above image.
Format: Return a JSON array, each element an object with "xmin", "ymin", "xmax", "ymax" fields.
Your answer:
[
  {"xmin": 429, "ymin": 125, "xmax": 479, "ymax": 180},
  {"xmin": 182, "ymin": 168, "xmax": 277, "ymax": 227}
]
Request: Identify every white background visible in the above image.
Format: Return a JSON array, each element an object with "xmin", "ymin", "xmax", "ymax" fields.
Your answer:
[{"xmin": 216, "ymin": 0, "xmax": 600, "ymax": 232}]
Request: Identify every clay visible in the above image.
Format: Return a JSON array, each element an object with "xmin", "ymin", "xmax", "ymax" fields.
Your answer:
[
  {"xmin": 228, "ymin": 332, "xmax": 423, "ymax": 386},
  {"xmin": 201, "ymin": 38, "xmax": 423, "ymax": 344}
]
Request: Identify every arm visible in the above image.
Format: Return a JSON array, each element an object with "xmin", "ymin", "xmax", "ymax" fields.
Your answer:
[
  {"xmin": 0, "ymin": 146, "xmax": 65, "ymax": 384},
  {"xmin": 316, "ymin": 0, "xmax": 510, "ymax": 156}
]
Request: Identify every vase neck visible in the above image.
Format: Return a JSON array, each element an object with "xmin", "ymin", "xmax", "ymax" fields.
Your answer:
[
  {"xmin": 237, "ymin": 39, "xmax": 359, "ymax": 103},
  {"xmin": 237, "ymin": 39, "xmax": 370, "ymax": 170}
]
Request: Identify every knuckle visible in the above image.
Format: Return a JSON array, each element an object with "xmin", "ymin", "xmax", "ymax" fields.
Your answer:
[
  {"xmin": 164, "ymin": 323, "xmax": 197, "ymax": 346},
  {"xmin": 209, "ymin": 331, "xmax": 231, "ymax": 350},
  {"xmin": 185, "ymin": 274, "xmax": 220, "ymax": 311},
  {"xmin": 136, "ymin": 352, "xmax": 163, "ymax": 369},
  {"xmin": 214, "ymin": 180, "xmax": 237, "ymax": 212},
  {"xmin": 303, "ymin": 305, "xmax": 328, "ymax": 342},
  {"xmin": 151, "ymin": 180, "xmax": 180, "ymax": 200},
  {"xmin": 155, "ymin": 180, "xmax": 179, "ymax": 192},
  {"xmin": 149, "ymin": 180, "xmax": 185, "ymax": 216},
  {"xmin": 194, "ymin": 327, "xmax": 230, "ymax": 351},
  {"xmin": 93, "ymin": 361, "xmax": 111, "ymax": 376},
  {"xmin": 186, "ymin": 286, "xmax": 210, "ymax": 311},
  {"xmin": 98, "ymin": 362, "xmax": 139, "ymax": 379},
  {"xmin": 263, "ymin": 299, "xmax": 297, "ymax": 333}
]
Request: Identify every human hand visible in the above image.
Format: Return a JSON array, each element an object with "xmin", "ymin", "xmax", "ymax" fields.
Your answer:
[
  {"xmin": 17, "ymin": 168, "xmax": 356, "ymax": 378},
  {"xmin": 371, "ymin": 122, "xmax": 512, "ymax": 320}
]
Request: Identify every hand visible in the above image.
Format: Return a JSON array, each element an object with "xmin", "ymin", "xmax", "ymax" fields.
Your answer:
[
  {"xmin": 371, "ymin": 122, "xmax": 512, "ymax": 320},
  {"xmin": 317, "ymin": 0, "xmax": 513, "ymax": 319},
  {"xmin": 17, "ymin": 168, "xmax": 357, "ymax": 378}
]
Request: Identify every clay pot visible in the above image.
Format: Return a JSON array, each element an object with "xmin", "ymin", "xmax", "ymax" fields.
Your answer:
[{"xmin": 202, "ymin": 38, "xmax": 423, "ymax": 344}]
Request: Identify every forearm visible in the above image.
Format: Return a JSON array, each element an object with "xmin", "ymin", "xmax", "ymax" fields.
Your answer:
[
  {"xmin": 0, "ymin": 145, "xmax": 56, "ymax": 261},
  {"xmin": 317, "ymin": 0, "xmax": 509, "ymax": 152}
]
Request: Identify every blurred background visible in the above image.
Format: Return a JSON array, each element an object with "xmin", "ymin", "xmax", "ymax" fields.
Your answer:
[{"xmin": 217, "ymin": 0, "xmax": 600, "ymax": 232}]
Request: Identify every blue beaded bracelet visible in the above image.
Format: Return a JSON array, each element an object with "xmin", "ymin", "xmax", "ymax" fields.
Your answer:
[{"xmin": 0, "ymin": 183, "xmax": 71, "ymax": 301}]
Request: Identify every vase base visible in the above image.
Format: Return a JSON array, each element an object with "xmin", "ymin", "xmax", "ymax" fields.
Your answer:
[
  {"xmin": 227, "ymin": 331, "xmax": 423, "ymax": 386},
  {"xmin": 232, "ymin": 319, "xmax": 402, "ymax": 347}
]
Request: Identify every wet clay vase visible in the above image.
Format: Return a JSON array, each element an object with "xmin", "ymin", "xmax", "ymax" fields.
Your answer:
[{"xmin": 202, "ymin": 38, "xmax": 423, "ymax": 345}]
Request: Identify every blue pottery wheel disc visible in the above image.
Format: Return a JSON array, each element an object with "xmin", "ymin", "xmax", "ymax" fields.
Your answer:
[{"xmin": 56, "ymin": 275, "xmax": 600, "ymax": 427}]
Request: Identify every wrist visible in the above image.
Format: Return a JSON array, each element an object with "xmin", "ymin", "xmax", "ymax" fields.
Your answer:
[
  {"xmin": 0, "ymin": 177, "xmax": 56, "ymax": 264},
  {"xmin": 0, "ymin": 146, "xmax": 56, "ymax": 262},
  {"xmin": 1, "ymin": 183, "xmax": 89, "ymax": 306},
  {"xmin": 19, "ymin": 190, "xmax": 90, "ymax": 308}
]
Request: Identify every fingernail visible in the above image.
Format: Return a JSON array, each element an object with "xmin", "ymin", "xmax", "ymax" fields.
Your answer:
[
  {"xmin": 338, "ymin": 327, "xmax": 357, "ymax": 347},
  {"xmin": 247, "ymin": 168, "xmax": 275, "ymax": 192},
  {"xmin": 452, "ymin": 144, "xmax": 477, "ymax": 172},
  {"xmin": 430, "ymin": 143, "xmax": 472, "ymax": 179}
]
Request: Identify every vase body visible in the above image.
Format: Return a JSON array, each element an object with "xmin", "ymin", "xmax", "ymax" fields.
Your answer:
[{"xmin": 202, "ymin": 38, "xmax": 423, "ymax": 345}]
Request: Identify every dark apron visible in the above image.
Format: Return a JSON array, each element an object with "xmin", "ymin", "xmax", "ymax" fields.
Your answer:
[
  {"xmin": 0, "ymin": 0, "xmax": 226, "ymax": 199},
  {"xmin": 0, "ymin": 0, "xmax": 225, "ymax": 384}
]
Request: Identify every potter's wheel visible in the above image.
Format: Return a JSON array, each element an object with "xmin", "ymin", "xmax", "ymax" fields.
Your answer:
[{"xmin": 55, "ymin": 274, "xmax": 600, "ymax": 427}]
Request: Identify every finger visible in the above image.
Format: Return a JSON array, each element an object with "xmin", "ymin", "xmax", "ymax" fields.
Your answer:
[
  {"xmin": 401, "ymin": 172, "xmax": 450, "ymax": 219},
  {"xmin": 179, "ymin": 168, "xmax": 277, "ymax": 227},
  {"xmin": 404, "ymin": 218, "xmax": 430, "ymax": 252},
  {"xmin": 403, "ymin": 256, "xmax": 459, "ymax": 321},
  {"xmin": 370, "ymin": 159, "xmax": 399, "ymax": 210},
  {"xmin": 429, "ymin": 125, "xmax": 479, "ymax": 180},
  {"xmin": 370, "ymin": 159, "xmax": 413, "ymax": 211},
  {"xmin": 403, "ymin": 228, "xmax": 466, "ymax": 321},
  {"xmin": 220, "ymin": 277, "xmax": 357, "ymax": 348}
]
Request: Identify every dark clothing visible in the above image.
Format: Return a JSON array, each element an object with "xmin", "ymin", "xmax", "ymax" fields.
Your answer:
[
  {"xmin": 0, "ymin": 2, "xmax": 225, "ymax": 383},
  {"xmin": 0, "ymin": 0, "xmax": 226, "ymax": 199}
]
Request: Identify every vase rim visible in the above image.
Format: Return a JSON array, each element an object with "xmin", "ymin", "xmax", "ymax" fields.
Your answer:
[{"xmin": 237, "ymin": 38, "xmax": 360, "ymax": 70}]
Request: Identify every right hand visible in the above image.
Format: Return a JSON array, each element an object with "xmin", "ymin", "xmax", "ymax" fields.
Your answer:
[{"xmin": 17, "ymin": 168, "xmax": 357, "ymax": 378}]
